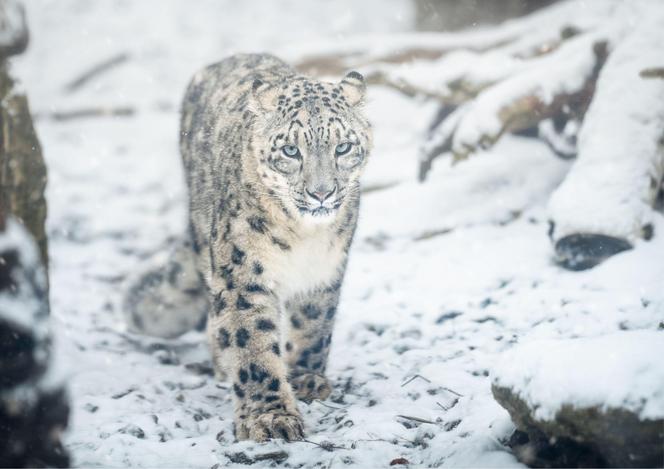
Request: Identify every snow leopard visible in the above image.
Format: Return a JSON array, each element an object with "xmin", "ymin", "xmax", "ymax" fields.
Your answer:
[{"xmin": 124, "ymin": 53, "xmax": 372, "ymax": 441}]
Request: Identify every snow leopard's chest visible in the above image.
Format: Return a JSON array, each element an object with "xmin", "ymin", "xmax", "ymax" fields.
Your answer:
[{"xmin": 265, "ymin": 230, "xmax": 347, "ymax": 299}]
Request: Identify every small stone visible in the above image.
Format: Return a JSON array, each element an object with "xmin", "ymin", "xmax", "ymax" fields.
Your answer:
[
  {"xmin": 225, "ymin": 452, "xmax": 253, "ymax": 465},
  {"xmin": 84, "ymin": 403, "xmax": 98, "ymax": 413},
  {"xmin": 318, "ymin": 441, "xmax": 335, "ymax": 452},
  {"xmin": 435, "ymin": 311, "xmax": 462, "ymax": 324},
  {"xmin": 111, "ymin": 387, "xmax": 136, "ymax": 399},
  {"xmin": 253, "ymin": 451, "xmax": 289, "ymax": 463},
  {"xmin": 118, "ymin": 424, "xmax": 145, "ymax": 439},
  {"xmin": 185, "ymin": 361, "xmax": 215, "ymax": 376},
  {"xmin": 390, "ymin": 458, "xmax": 410, "ymax": 466}
]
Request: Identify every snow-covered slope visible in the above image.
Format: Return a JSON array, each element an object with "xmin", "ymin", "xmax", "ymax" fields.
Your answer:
[{"xmin": 12, "ymin": 1, "xmax": 664, "ymax": 467}]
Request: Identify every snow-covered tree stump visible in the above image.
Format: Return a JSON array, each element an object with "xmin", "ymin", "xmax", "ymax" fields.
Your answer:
[
  {"xmin": 0, "ymin": 218, "xmax": 69, "ymax": 467},
  {"xmin": 0, "ymin": 2, "xmax": 67, "ymax": 466},
  {"xmin": 293, "ymin": 0, "xmax": 664, "ymax": 270},
  {"xmin": 492, "ymin": 332, "xmax": 664, "ymax": 468},
  {"xmin": 0, "ymin": 0, "xmax": 49, "ymax": 273}
]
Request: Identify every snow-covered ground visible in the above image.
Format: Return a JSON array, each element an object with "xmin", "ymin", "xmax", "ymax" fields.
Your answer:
[{"xmin": 12, "ymin": 1, "xmax": 663, "ymax": 467}]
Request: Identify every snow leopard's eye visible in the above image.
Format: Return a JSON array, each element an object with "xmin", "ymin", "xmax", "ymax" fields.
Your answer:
[
  {"xmin": 281, "ymin": 145, "xmax": 301, "ymax": 158},
  {"xmin": 335, "ymin": 142, "xmax": 352, "ymax": 156}
]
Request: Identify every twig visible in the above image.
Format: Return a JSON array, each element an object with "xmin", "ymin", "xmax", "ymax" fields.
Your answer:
[
  {"xmin": 35, "ymin": 106, "xmax": 136, "ymax": 122},
  {"xmin": 400, "ymin": 374, "xmax": 431, "ymax": 387},
  {"xmin": 361, "ymin": 180, "xmax": 400, "ymax": 194},
  {"xmin": 413, "ymin": 227, "xmax": 453, "ymax": 241},
  {"xmin": 313, "ymin": 399, "xmax": 347, "ymax": 410},
  {"xmin": 111, "ymin": 387, "xmax": 136, "ymax": 399},
  {"xmin": 396, "ymin": 414, "xmax": 437, "ymax": 425},
  {"xmin": 350, "ymin": 434, "xmax": 394, "ymax": 449},
  {"xmin": 302, "ymin": 439, "xmax": 346, "ymax": 451},
  {"xmin": 395, "ymin": 434, "xmax": 418, "ymax": 445},
  {"xmin": 640, "ymin": 67, "xmax": 664, "ymax": 79},
  {"xmin": 65, "ymin": 52, "xmax": 130, "ymax": 93},
  {"xmin": 442, "ymin": 386, "xmax": 464, "ymax": 397},
  {"xmin": 252, "ymin": 451, "xmax": 289, "ymax": 463},
  {"xmin": 436, "ymin": 397, "xmax": 459, "ymax": 411}
]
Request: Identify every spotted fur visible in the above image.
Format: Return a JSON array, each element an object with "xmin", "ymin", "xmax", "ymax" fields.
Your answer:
[{"xmin": 125, "ymin": 54, "xmax": 372, "ymax": 442}]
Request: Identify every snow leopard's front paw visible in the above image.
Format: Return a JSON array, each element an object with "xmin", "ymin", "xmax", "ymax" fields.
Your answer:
[
  {"xmin": 290, "ymin": 373, "xmax": 332, "ymax": 403},
  {"xmin": 237, "ymin": 411, "xmax": 305, "ymax": 442}
]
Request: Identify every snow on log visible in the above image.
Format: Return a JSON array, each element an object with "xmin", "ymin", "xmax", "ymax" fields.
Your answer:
[
  {"xmin": 547, "ymin": 7, "xmax": 664, "ymax": 246},
  {"xmin": 289, "ymin": 0, "xmax": 614, "ymax": 79},
  {"xmin": 447, "ymin": 32, "xmax": 609, "ymax": 162}
]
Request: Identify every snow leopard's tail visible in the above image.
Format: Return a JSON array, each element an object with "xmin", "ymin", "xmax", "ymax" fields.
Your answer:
[{"xmin": 123, "ymin": 240, "xmax": 209, "ymax": 338}]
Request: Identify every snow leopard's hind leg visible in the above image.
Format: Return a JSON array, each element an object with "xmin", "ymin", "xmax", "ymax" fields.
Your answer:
[{"xmin": 124, "ymin": 235, "xmax": 209, "ymax": 338}]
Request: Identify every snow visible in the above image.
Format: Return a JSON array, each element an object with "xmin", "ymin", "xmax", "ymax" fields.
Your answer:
[
  {"xmin": 288, "ymin": 0, "xmax": 620, "ymax": 104},
  {"xmin": 281, "ymin": 0, "xmax": 618, "ymax": 68},
  {"xmin": 450, "ymin": 29, "xmax": 614, "ymax": 155},
  {"xmin": 547, "ymin": 2, "xmax": 664, "ymax": 242},
  {"xmin": 0, "ymin": 218, "xmax": 63, "ymax": 405},
  {"xmin": 0, "ymin": 0, "xmax": 25, "ymax": 49},
  {"xmin": 10, "ymin": 0, "xmax": 664, "ymax": 467},
  {"xmin": 492, "ymin": 330, "xmax": 664, "ymax": 421},
  {"xmin": 0, "ymin": 218, "xmax": 47, "ymax": 334}
]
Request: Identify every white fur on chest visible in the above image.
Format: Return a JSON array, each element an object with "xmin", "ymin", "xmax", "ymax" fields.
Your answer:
[{"xmin": 267, "ymin": 229, "xmax": 345, "ymax": 299}]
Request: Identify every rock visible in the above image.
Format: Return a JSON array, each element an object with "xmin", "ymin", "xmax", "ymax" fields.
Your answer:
[
  {"xmin": 492, "ymin": 332, "xmax": 664, "ymax": 467},
  {"xmin": 0, "ymin": 219, "xmax": 69, "ymax": 468},
  {"xmin": 553, "ymin": 233, "xmax": 632, "ymax": 271},
  {"xmin": 118, "ymin": 424, "xmax": 146, "ymax": 439},
  {"xmin": 0, "ymin": 0, "xmax": 28, "ymax": 59},
  {"xmin": 494, "ymin": 386, "xmax": 663, "ymax": 467}
]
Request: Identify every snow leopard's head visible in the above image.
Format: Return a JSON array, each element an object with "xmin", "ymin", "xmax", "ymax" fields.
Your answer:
[{"xmin": 251, "ymin": 72, "xmax": 372, "ymax": 224}]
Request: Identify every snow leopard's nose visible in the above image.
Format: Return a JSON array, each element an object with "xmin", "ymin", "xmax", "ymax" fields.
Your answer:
[{"xmin": 306, "ymin": 185, "xmax": 336, "ymax": 203}]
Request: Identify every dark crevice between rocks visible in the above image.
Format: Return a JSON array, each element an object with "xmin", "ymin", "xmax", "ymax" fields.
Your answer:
[{"xmin": 507, "ymin": 428, "xmax": 607, "ymax": 468}]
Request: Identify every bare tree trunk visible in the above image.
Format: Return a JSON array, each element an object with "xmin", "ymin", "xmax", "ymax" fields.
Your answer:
[{"xmin": 0, "ymin": 65, "xmax": 49, "ymax": 274}]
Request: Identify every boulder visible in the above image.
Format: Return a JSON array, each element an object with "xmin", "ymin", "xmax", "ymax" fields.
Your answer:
[
  {"xmin": 492, "ymin": 332, "xmax": 664, "ymax": 467},
  {"xmin": 0, "ymin": 219, "xmax": 69, "ymax": 467},
  {"xmin": 0, "ymin": 3, "xmax": 67, "ymax": 466},
  {"xmin": 0, "ymin": 0, "xmax": 28, "ymax": 60}
]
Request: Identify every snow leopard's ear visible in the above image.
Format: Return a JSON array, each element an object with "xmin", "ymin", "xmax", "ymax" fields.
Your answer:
[
  {"xmin": 340, "ymin": 71, "xmax": 366, "ymax": 106},
  {"xmin": 251, "ymin": 79, "xmax": 280, "ymax": 112}
]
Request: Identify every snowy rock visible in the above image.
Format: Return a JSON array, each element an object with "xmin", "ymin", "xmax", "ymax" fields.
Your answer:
[
  {"xmin": 492, "ymin": 331, "xmax": 664, "ymax": 467},
  {"xmin": 552, "ymin": 233, "xmax": 632, "ymax": 271},
  {"xmin": 0, "ymin": 219, "xmax": 69, "ymax": 468},
  {"xmin": 0, "ymin": 0, "xmax": 28, "ymax": 59}
]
